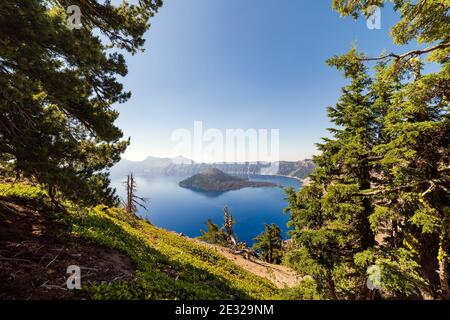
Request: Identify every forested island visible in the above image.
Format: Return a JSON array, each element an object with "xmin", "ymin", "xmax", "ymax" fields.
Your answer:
[{"xmin": 179, "ymin": 168, "xmax": 276, "ymax": 192}]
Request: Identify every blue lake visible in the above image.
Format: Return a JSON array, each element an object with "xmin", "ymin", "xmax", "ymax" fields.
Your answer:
[{"xmin": 112, "ymin": 175, "xmax": 301, "ymax": 245}]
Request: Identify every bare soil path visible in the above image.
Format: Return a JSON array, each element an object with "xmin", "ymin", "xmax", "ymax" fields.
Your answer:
[{"xmin": 196, "ymin": 241, "xmax": 301, "ymax": 289}]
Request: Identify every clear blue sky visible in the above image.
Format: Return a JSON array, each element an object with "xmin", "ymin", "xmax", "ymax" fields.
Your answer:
[{"xmin": 114, "ymin": 0, "xmax": 402, "ymax": 162}]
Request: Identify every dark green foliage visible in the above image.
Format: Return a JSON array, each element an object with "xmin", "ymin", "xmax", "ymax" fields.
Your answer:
[
  {"xmin": 0, "ymin": 0, "xmax": 162, "ymax": 206},
  {"xmin": 280, "ymin": 276, "xmax": 323, "ymax": 300},
  {"xmin": 253, "ymin": 224, "xmax": 283, "ymax": 264},
  {"xmin": 287, "ymin": 0, "xmax": 450, "ymax": 299},
  {"xmin": 199, "ymin": 206, "xmax": 236, "ymax": 247},
  {"xmin": 285, "ymin": 49, "xmax": 378, "ymax": 299}
]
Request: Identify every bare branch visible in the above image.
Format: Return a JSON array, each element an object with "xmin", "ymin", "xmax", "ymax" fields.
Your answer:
[{"xmin": 358, "ymin": 41, "xmax": 450, "ymax": 62}]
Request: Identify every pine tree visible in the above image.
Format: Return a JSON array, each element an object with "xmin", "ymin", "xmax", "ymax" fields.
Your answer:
[
  {"xmin": 0, "ymin": 0, "xmax": 162, "ymax": 205},
  {"xmin": 199, "ymin": 219, "xmax": 228, "ymax": 246},
  {"xmin": 286, "ymin": 0, "xmax": 449, "ymax": 299},
  {"xmin": 286, "ymin": 49, "xmax": 380, "ymax": 299},
  {"xmin": 199, "ymin": 206, "xmax": 237, "ymax": 247},
  {"xmin": 253, "ymin": 224, "xmax": 284, "ymax": 264},
  {"xmin": 333, "ymin": 0, "xmax": 450, "ymax": 299}
]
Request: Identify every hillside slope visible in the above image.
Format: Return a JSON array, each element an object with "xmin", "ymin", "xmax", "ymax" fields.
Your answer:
[{"xmin": 0, "ymin": 183, "xmax": 279, "ymax": 300}]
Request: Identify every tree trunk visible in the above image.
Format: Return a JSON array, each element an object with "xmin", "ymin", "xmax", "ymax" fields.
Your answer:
[
  {"xmin": 326, "ymin": 272, "xmax": 338, "ymax": 300},
  {"xmin": 418, "ymin": 233, "xmax": 440, "ymax": 299},
  {"xmin": 358, "ymin": 162, "xmax": 375, "ymax": 250}
]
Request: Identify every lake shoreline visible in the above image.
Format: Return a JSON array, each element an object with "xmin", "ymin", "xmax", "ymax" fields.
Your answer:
[{"xmin": 247, "ymin": 174, "xmax": 307, "ymax": 186}]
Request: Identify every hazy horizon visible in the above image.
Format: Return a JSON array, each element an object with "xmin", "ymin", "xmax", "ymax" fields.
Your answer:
[{"xmin": 121, "ymin": 154, "xmax": 312, "ymax": 163}]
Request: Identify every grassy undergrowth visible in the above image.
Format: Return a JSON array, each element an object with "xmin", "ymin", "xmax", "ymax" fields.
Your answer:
[{"xmin": 0, "ymin": 183, "xmax": 278, "ymax": 299}]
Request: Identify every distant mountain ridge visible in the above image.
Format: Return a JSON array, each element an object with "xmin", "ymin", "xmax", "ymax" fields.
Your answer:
[
  {"xmin": 179, "ymin": 168, "xmax": 276, "ymax": 192},
  {"xmin": 110, "ymin": 156, "xmax": 315, "ymax": 180}
]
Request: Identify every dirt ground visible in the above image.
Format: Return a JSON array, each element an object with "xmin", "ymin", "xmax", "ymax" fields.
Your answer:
[
  {"xmin": 198, "ymin": 241, "xmax": 302, "ymax": 289},
  {"xmin": 0, "ymin": 197, "xmax": 135, "ymax": 300}
]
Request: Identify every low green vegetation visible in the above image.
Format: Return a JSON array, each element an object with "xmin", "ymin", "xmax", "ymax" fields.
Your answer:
[
  {"xmin": 0, "ymin": 183, "xmax": 278, "ymax": 300},
  {"xmin": 0, "ymin": 183, "xmax": 48, "ymax": 202},
  {"xmin": 280, "ymin": 277, "xmax": 323, "ymax": 300}
]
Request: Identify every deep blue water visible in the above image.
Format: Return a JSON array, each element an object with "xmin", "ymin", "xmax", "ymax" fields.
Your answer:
[{"xmin": 112, "ymin": 175, "xmax": 301, "ymax": 245}]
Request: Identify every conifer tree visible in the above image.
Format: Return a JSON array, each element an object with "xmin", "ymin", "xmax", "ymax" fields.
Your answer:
[
  {"xmin": 286, "ymin": 0, "xmax": 449, "ymax": 299},
  {"xmin": 0, "ymin": 0, "xmax": 162, "ymax": 205},
  {"xmin": 333, "ymin": 0, "xmax": 450, "ymax": 299},
  {"xmin": 286, "ymin": 49, "xmax": 379, "ymax": 299},
  {"xmin": 199, "ymin": 219, "xmax": 228, "ymax": 246},
  {"xmin": 253, "ymin": 223, "xmax": 284, "ymax": 264},
  {"xmin": 199, "ymin": 206, "xmax": 237, "ymax": 247}
]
